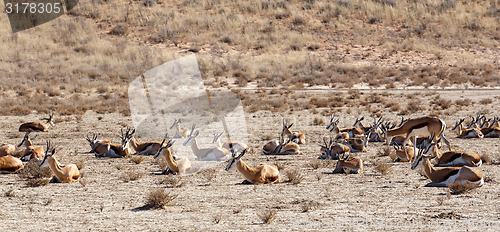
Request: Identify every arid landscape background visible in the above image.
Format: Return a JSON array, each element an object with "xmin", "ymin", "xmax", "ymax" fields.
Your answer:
[{"xmin": 0, "ymin": 0, "xmax": 499, "ymax": 231}]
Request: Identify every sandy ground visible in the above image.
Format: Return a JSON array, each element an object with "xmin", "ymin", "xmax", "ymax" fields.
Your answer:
[{"xmin": 0, "ymin": 89, "xmax": 499, "ymax": 231}]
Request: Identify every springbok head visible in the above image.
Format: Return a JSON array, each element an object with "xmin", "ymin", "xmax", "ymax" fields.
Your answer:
[
  {"xmin": 452, "ymin": 118, "xmax": 466, "ymax": 130},
  {"xmin": 225, "ymin": 148, "xmax": 247, "ymax": 171},
  {"xmin": 120, "ymin": 127, "xmax": 136, "ymax": 151},
  {"xmin": 39, "ymin": 140, "xmax": 55, "ymax": 168},
  {"xmin": 320, "ymin": 137, "xmax": 338, "ymax": 160},
  {"xmin": 353, "ymin": 116, "xmax": 365, "ymax": 128},
  {"xmin": 154, "ymin": 134, "xmax": 175, "ymax": 159},
  {"xmin": 42, "ymin": 112, "xmax": 55, "ymax": 126},
  {"xmin": 212, "ymin": 131, "xmax": 224, "ymax": 144},
  {"xmin": 411, "ymin": 134, "xmax": 436, "ymax": 170},
  {"xmin": 17, "ymin": 131, "xmax": 37, "ymax": 147},
  {"xmin": 326, "ymin": 115, "xmax": 340, "ymax": 131},
  {"xmin": 182, "ymin": 124, "xmax": 200, "ymax": 146}
]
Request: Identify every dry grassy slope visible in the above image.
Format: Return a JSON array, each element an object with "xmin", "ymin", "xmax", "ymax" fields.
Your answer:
[{"xmin": 0, "ymin": 90, "xmax": 499, "ymax": 231}]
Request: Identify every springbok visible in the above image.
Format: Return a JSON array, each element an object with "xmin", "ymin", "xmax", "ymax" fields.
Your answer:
[
  {"xmin": 262, "ymin": 128, "xmax": 300, "ymax": 155},
  {"xmin": 39, "ymin": 141, "xmax": 80, "ymax": 183},
  {"xmin": 170, "ymin": 119, "xmax": 190, "ymax": 139},
  {"xmin": 392, "ymin": 144, "xmax": 417, "ymax": 162},
  {"xmin": 318, "ymin": 137, "xmax": 350, "ymax": 160},
  {"xmin": 352, "ymin": 116, "xmax": 372, "ymax": 133},
  {"xmin": 326, "ymin": 115, "xmax": 364, "ymax": 138},
  {"xmin": 333, "ymin": 153, "xmax": 363, "ymax": 174},
  {"xmin": 85, "ymin": 133, "xmax": 112, "ymax": 157},
  {"xmin": 0, "ymin": 155, "xmax": 23, "ymax": 173},
  {"xmin": 411, "ymin": 140, "xmax": 484, "ymax": 187},
  {"xmin": 17, "ymin": 132, "xmax": 44, "ymax": 161},
  {"xmin": 225, "ymin": 149, "xmax": 280, "ymax": 184},
  {"xmin": 19, "ymin": 113, "xmax": 54, "ymax": 132},
  {"xmin": 154, "ymin": 136, "xmax": 191, "ymax": 175},
  {"xmin": 0, "ymin": 143, "xmax": 16, "ymax": 156},
  {"xmin": 183, "ymin": 124, "xmax": 230, "ymax": 161},
  {"xmin": 339, "ymin": 131, "xmax": 371, "ymax": 152},
  {"xmin": 452, "ymin": 118, "xmax": 484, "ymax": 138},
  {"xmin": 212, "ymin": 132, "xmax": 249, "ymax": 153},
  {"xmin": 422, "ymin": 135, "xmax": 481, "ymax": 167},
  {"xmin": 384, "ymin": 116, "xmax": 451, "ymax": 160},
  {"xmin": 121, "ymin": 128, "xmax": 163, "ymax": 155},
  {"xmin": 480, "ymin": 117, "xmax": 500, "ymax": 138},
  {"xmin": 282, "ymin": 119, "xmax": 306, "ymax": 144}
]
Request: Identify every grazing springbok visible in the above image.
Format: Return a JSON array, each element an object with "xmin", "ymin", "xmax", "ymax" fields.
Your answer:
[
  {"xmin": 333, "ymin": 153, "xmax": 363, "ymax": 174},
  {"xmin": 0, "ymin": 143, "xmax": 16, "ymax": 156},
  {"xmin": 225, "ymin": 149, "xmax": 280, "ymax": 184},
  {"xmin": 171, "ymin": 119, "xmax": 190, "ymax": 139},
  {"xmin": 212, "ymin": 132, "xmax": 249, "ymax": 153},
  {"xmin": 121, "ymin": 128, "xmax": 163, "ymax": 155},
  {"xmin": 154, "ymin": 136, "xmax": 191, "ymax": 175},
  {"xmin": 452, "ymin": 118, "xmax": 484, "ymax": 138},
  {"xmin": 392, "ymin": 144, "xmax": 417, "ymax": 162},
  {"xmin": 384, "ymin": 116, "xmax": 451, "ymax": 160},
  {"xmin": 326, "ymin": 115, "xmax": 364, "ymax": 138},
  {"xmin": 85, "ymin": 133, "xmax": 111, "ymax": 157},
  {"xmin": 19, "ymin": 113, "xmax": 54, "ymax": 132},
  {"xmin": 411, "ymin": 140, "xmax": 483, "ymax": 187},
  {"xmin": 0, "ymin": 154, "xmax": 23, "ymax": 173},
  {"xmin": 39, "ymin": 141, "xmax": 80, "ymax": 183},
  {"xmin": 282, "ymin": 119, "xmax": 306, "ymax": 144},
  {"xmin": 183, "ymin": 124, "xmax": 230, "ymax": 161},
  {"xmin": 422, "ymin": 135, "xmax": 481, "ymax": 167},
  {"xmin": 17, "ymin": 132, "xmax": 44, "ymax": 161},
  {"xmin": 318, "ymin": 137, "xmax": 350, "ymax": 160}
]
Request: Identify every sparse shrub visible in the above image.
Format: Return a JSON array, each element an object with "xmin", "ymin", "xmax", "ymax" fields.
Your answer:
[
  {"xmin": 285, "ymin": 168, "xmax": 304, "ymax": 184},
  {"xmin": 257, "ymin": 209, "xmax": 277, "ymax": 224},
  {"xmin": 312, "ymin": 117, "xmax": 324, "ymax": 125},
  {"xmin": 200, "ymin": 168, "xmax": 217, "ymax": 182},
  {"xmin": 375, "ymin": 161, "xmax": 391, "ymax": 175},
  {"xmin": 480, "ymin": 154, "xmax": 491, "ymax": 164},
  {"xmin": 75, "ymin": 159, "xmax": 85, "ymax": 170},
  {"xmin": 121, "ymin": 169, "xmax": 145, "ymax": 182},
  {"xmin": 447, "ymin": 182, "xmax": 477, "ymax": 195},
  {"xmin": 129, "ymin": 155, "xmax": 145, "ymax": 164},
  {"xmin": 145, "ymin": 188, "xmax": 177, "ymax": 209},
  {"xmin": 18, "ymin": 161, "xmax": 53, "ymax": 181},
  {"xmin": 377, "ymin": 146, "xmax": 393, "ymax": 157},
  {"xmin": 274, "ymin": 162, "xmax": 285, "ymax": 171},
  {"xmin": 159, "ymin": 176, "xmax": 184, "ymax": 188},
  {"xmin": 479, "ymin": 98, "xmax": 493, "ymax": 105},
  {"xmin": 455, "ymin": 98, "xmax": 473, "ymax": 106},
  {"xmin": 301, "ymin": 200, "xmax": 319, "ymax": 212},
  {"xmin": 406, "ymin": 101, "xmax": 422, "ymax": 113},
  {"xmin": 26, "ymin": 178, "xmax": 50, "ymax": 187},
  {"xmin": 432, "ymin": 97, "xmax": 452, "ymax": 110},
  {"xmin": 110, "ymin": 24, "xmax": 129, "ymax": 35},
  {"xmin": 307, "ymin": 159, "xmax": 323, "ymax": 169}
]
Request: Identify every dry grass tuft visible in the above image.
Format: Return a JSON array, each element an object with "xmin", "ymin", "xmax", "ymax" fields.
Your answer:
[
  {"xmin": 285, "ymin": 168, "xmax": 304, "ymax": 184},
  {"xmin": 26, "ymin": 178, "xmax": 50, "ymax": 187},
  {"xmin": 274, "ymin": 162, "xmax": 286, "ymax": 171},
  {"xmin": 257, "ymin": 209, "xmax": 277, "ymax": 224},
  {"xmin": 121, "ymin": 169, "xmax": 145, "ymax": 182},
  {"xmin": 377, "ymin": 146, "xmax": 393, "ymax": 157},
  {"xmin": 129, "ymin": 155, "xmax": 145, "ymax": 164},
  {"xmin": 159, "ymin": 175, "xmax": 184, "ymax": 188},
  {"xmin": 447, "ymin": 182, "xmax": 478, "ymax": 195},
  {"xmin": 145, "ymin": 188, "xmax": 178, "ymax": 209},
  {"xmin": 199, "ymin": 168, "xmax": 217, "ymax": 182},
  {"xmin": 301, "ymin": 200, "xmax": 319, "ymax": 212},
  {"xmin": 312, "ymin": 117, "xmax": 325, "ymax": 125},
  {"xmin": 374, "ymin": 161, "xmax": 392, "ymax": 175},
  {"xmin": 307, "ymin": 159, "xmax": 324, "ymax": 169},
  {"xmin": 19, "ymin": 161, "xmax": 53, "ymax": 187},
  {"xmin": 480, "ymin": 154, "xmax": 492, "ymax": 164},
  {"xmin": 75, "ymin": 159, "xmax": 85, "ymax": 170}
]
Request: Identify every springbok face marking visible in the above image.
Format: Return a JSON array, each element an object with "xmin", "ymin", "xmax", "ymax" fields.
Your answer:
[
  {"xmin": 154, "ymin": 135, "xmax": 174, "ymax": 159},
  {"xmin": 39, "ymin": 140, "xmax": 54, "ymax": 168},
  {"xmin": 225, "ymin": 149, "xmax": 246, "ymax": 171}
]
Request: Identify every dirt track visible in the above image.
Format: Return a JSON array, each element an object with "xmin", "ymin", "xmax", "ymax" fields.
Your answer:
[{"xmin": 0, "ymin": 90, "xmax": 499, "ymax": 231}]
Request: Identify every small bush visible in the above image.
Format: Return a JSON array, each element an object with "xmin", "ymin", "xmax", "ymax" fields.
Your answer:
[
  {"xmin": 301, "ymin": 200, "xmax": 319, "ymax": 212},
  {"xmin": 285, "ymin": 168, "xmax": 304, "ymax": 184},
  {"xmin": 480, "ymin": 154, "xmax": 491, "ymax": 164},
  {"xmin": 274, "ymin": 162, "xmax": 285, "ymax": 171},
  {"xmin": 375, "ymin": 161, "xmax": 391, "ymax": 175},
  {"xmin": 145, "ymin": 188, "xmax": 178, "ymax": 209},
  {"xmin": 75, "ymin": 159, "xmax": 85, "ymax": 170},
  {"xmin": 129, "ymin": 155, "xmax": 145, "ymax": 164},
  {"xmin": 121, "ymin": 169, "xmax": 145, "ymax": 182},
  {"xmin": 447, "ymin": 182, "xmax": 477, "ymax": 195},
  {"xmin": 377, "ymin": 147, "xmax": 393, "ymax": 157},
  {"xmin": 312, "ymin": 117, "xmax": 324, "ymax": 125},
  {"xmin": 479, "ymin": 98, "xmax": 493, "ymax": 105},
  {"xmin": 159, "ymin": 176, "xmax": 184, "ymax": 188},
  {"xmin": 257, "ymin": 209, "xmax": 277, "ymax": 224},
  {"xmin": 307, "ymin": 159, "xmax": 324, "ymax": 169},
  {"xmin": 110, "ymin": 24, "xmax": 129, "ymax": 35},
  {"xmin": 18, "ymin": 161, "xmax": 53, "ymax": 180},
  {"xmin": 26, "ymin": 178, "xmax": 50, "ymax": 187}
]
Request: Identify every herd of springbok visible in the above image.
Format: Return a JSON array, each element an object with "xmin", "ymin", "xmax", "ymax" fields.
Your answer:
[{"xmin": 0, "ymin": 113, "xmax": 498, "ymax": 187}]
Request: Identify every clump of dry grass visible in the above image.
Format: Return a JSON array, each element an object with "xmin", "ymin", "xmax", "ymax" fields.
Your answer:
[
  {"xmin": 110, "ymin": 24, "xmax": 129, "ymax": 36},
  {"xmin": 144, "ymin": 188, "xmax": 178, "ymax": 209},
  {"xmin": 447, "ymin": 182, "xmax": 477, "ymax": 195},
  {"xmin": 285, "ymin": 168, "xmax": 304, "ymax": 184},
  {"xmin": 312, "ymin": 117, "xmax": 325, "ymax": 125},
  {"xmin": 257, "ymin": 209, "xmax": 277, "ymax": 224},
  {"xmin": 480, "ymin": 154, "xmax": 492, "ymax": 164},
  {"xmin": 374, "ymin": 161, "xmax": 392, "ymax": 175},
  {"xmin": 75, "ymin": 159, "xmax": 85, "ymax": 170},
  {"xmin": 129, "ymin": 155, "xmax": 145, "ymax": 164},
  {"xmin": 274, "ymin": 162, "xmax": 286, "ymax": 171},
  {"xmin": 199, "ymin": 168, "xmax": 217, "ymax": 182},
  {"xmin": 301, "ymin": 200, "xmax": 319, "ymax": 212},
  {"xmin": 159, "ymin": 175, "xmax": 184, "ymax": 188},
  {"xmin": 121, "ymin": 169, "xmax": 145, "ymax": 182},
  {"xmin": 377, "ymin": 146, "xmax": 393, "ymax": 157},
  {"xmin": 18, "ymin": 161, "xmax": 53, "ymax": 187},
  {"xmin": 307, "ymin": 159, "xmax": 324, "ymax": 169},
  {"xmin": 479, "ymin": 98, "xmax": 493, "ymax": 105}
]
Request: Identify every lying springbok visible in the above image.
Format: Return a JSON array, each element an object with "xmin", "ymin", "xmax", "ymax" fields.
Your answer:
[
  {"xmin": 225, "ymin": 149, "xmax": 280, "ymax": 184},
  {"xmin": 121, "ymin": 128, "xmax": 163, "ymax": 155},
  {"xmin": 85, "ymin": 133, "xmax": 111, "ymax": 157},
  {"xmin": 171, "ymin": 119, "xmax": 190, "ymax": 139},
  {"xmin": 212, "ymin": 132, "xmax": 249, "ymax": 153},
  {"xmin": 353, "ymin": 116, "xmax": 371, "ymax": 133},
  {"xmin": 262, "ymin": 128, "xmax": 300, "ymax": 155},
  {"xmin": 422, "ymin": 135, "xmax": 481, "ymax": 167},
  {"xmin": 480, "ymin": 117, "xmax": 500, "ymax": 138},
  {"xmin": 0, "ymin": 143, "xmax": 16, "ymax": 156},
  {"xmin": 19, "ymin": 113, "xmax": 54, "ymax": 132},
  {"xmin": 39, "ymin": 141, "xmax": 80, "ymax": 183},
  {"xmin": 392, "ymin": 144, "xmax": 417, "ymax": 162},
  {"xmin": 452, "ymin": 118, "xmax": 484, "ymax": 138},
  {"xmin": 282, "ymin": 119, "xmax": 306, "ymax": 144},
  {"xmin": 333, "ymin": 153, "xmax": 363, "ymax": 174},
  {"xmin": 17, "ymin": 132, "xmax": 44, "ymax": 161},
  {"xmin": 339, "ymin": 131, "xmax": 371, "ymax": 153},
  {"xmin": 183, "ymin": 124, "xmax": 230, "ymax": 161},
  {"xmin": 410, "ymin": 140, "xmax": 483, "ymax": 187},
  {"xmin": 318, "ymin": 137, "xmax": 350, "ymax": 160},
  {"xmin": 0, "ymin": 154, "xmax": 23, "ymax": 173},
  {"xmin": 384, "ymin": 116, "xmax": 451, "ymax": 160},
  {"xmin": 154, "ymin": 136, "xmax": 191, "ymax": 175},
  {"xmin": 326, "ymin": 115, "xmax": 364, "ymax": 138}
]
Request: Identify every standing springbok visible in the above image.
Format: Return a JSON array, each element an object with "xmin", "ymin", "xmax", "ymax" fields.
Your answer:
[
  {"xmin": 318, "ymin": 137, "xmax": 350, "ymax": 160},
  {"xmin": 410, "ymin": 140, "xmax": 483, "ymax": 187},
  {"xmin": 183, "ymin": 124, "xmax": 230, "ymax": 161},
  {"xmin": 452, "ymin": 118, "xmax": 484, "ymax": 138},
  {"xmin": 39, "ymin": 141, "xmax": 80, "ymax": 183},
  {"xmin": 384, "ymin": 116, "xmax": 451, "ymax": 160},
  {"xmin": 85, "ymin": 133, "xmax": 111, "ymax": 157},
  {"xmin": 212, "ymin": 132, "xmax": 249, "ymax": 153},
  {"xmin": 0, "ymin": 154, "xmax": 23, "ymax": 173},
  {"xmin": 121, "ymin": 128, "xmax": 163, "ymax": 155},
  {"xmin": 333, "ymin": 153, "xmax": 363, "ymax": 174},
  {"xmin": 154, "ymin": 136, "xmax": 191, "ymax": 175},
  {"xmin": 170, "ymin": 119, "xmax": 190, "ymax": 139},
  {"xmin": 225, "ymin": 149, "xmax": 280, "ymax": 184},
  {"xmin": 282, "ymin": 119, "xmax": 306, "ymax": 144},
  {"xmin": 0, "ymin": 143, "xmax": 16, "ymax": 156},
  {"xmin": 17, "ymin": 131, "xmax": 44, "ymax": 161},
  {"xmin": 19, "ymin": 113, "xmax": 54, "ymax": 132},
  {"xmin": 326, "ymin": 115, "xmax": 364, "ymax": 138}
]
